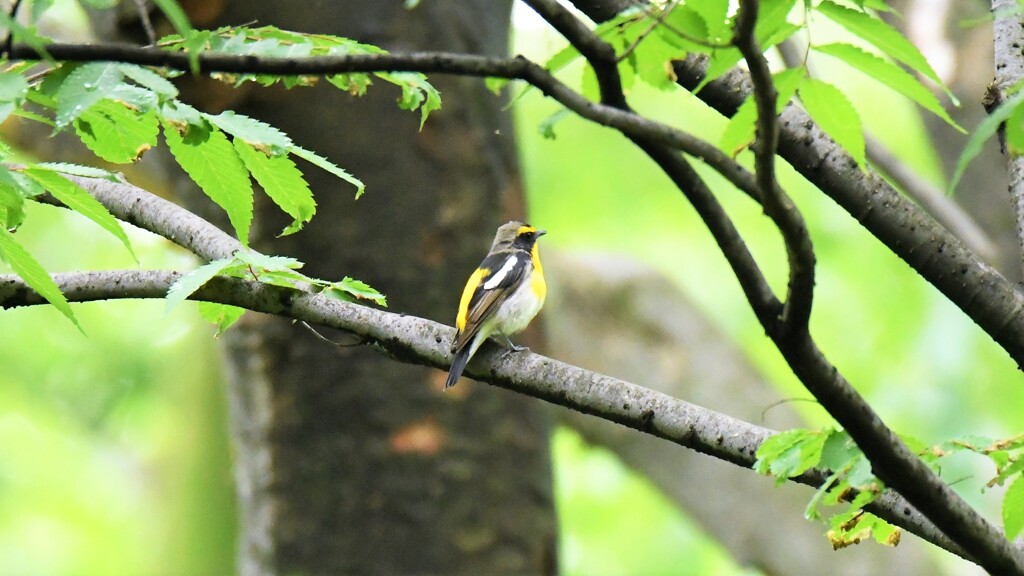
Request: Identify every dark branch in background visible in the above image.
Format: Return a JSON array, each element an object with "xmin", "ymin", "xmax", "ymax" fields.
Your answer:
[
  {"xmin": 521, "ymin": 0, "xmax": 627, "ymax": 108},
  {"xmin": 672, "ymin": 55, "xmax": 1024, "ymax": 368},
  {"xmin": 733, "ymin": 0, "xmax": 815, "ymax": 332},
  {"xmin": 552, "ymin": 1, "xmax": 1024, "ymax": 572},
  {"xmin": 992, "ymin": 0, "xmax": 1024, "ymax": 277},
  {"xmin": 774, "ymin": 39, "xmax": 998, "ymax": 263},
  {"xmin": 0, "ymin": 171, "xmax": 965, "ymax": 561}
]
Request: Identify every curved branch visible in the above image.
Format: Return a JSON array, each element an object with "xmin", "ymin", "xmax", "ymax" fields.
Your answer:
[
  {"xmin": 672, "ymin": 55, "xmax": 1024, "ymax": 368},
  {"xmin": 0, "ymin": 267, "xmax": 972, "ymax": 564},
  {"xmin": 733, "ymin": 0, "xmax": 815, "ymax": 332}
]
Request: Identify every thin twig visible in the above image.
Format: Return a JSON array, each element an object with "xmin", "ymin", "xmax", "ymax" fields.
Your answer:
[
  {"xmin": 2, "ymin": 0, "xmax": 24, "ymax": 57},
  {"xmin": 132, "ymin": 0, "xmax": 157, "ymax": 46}
]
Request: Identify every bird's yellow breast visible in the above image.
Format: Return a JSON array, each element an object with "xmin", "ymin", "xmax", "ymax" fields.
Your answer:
[{"xmin": 530, "ymin": 243, "xmax": 546, "ymax": 302}]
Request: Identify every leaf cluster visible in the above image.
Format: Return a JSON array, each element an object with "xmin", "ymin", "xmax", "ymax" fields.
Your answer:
[{"xmin": 0, "ymin": 18, "xmax": 439, "ymax": 329}]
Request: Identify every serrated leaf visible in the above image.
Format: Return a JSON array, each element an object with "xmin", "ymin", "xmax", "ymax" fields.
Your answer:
[
  {"xmin": 687, "ymin": 0, "xmax": 730, "ymax": 42},
  {"xmin": 235, "ymin": 140, "xmax": 315, "ymax": 236},
  {"xmin": 25, "ymin": 167, "xmax": 136, "ymax": 262},
  {"xmin": 74, "ymin": 100, "xmax": 159, "ymax": 163},
  {"xmin": 288, "ymin": 144, "xmax": 364, "ymax": 198},
  {"xmin": 163, "ymin": 119, "xmax": 254, "ymax": 245},
  {"xmin": 34, "ymin": 162, "xmax": 120, "ymax": 181},
  {"xmin": 799, "ymin": 77, "xmax": 866, "ymax": 168},
  {"xmin": 951, "ymin": 88, "xmax": 1024, "ymax": 192},
  {"xmin": 326, "ymin": 276, "xmax": 387, "ymax": 307},
  {"xmin": 197, "ymin": 301, "xmax": 246, "ymax": 337},
  {"xmin": 0, "ymin": 182, "xmax": 26, "ymax": 229},
  {"xmin": 234, "ymin": 250, "xmax": 303, "ymax": 272},
  {"xmin": 55, "ymin": 62, "xmax": 124, "ymax": 128},
  {"xmin": 166, "ymin": 257, "xmax": 236, "ymax": 312},
  {"xmin": 206, "ymin": 110, "xmax": 293, "ymax": 150},
  {"xmin": 0, "ymin": 228, "xmax": 79, "ymax": 329},
  {"xmin": 1004, "ymin": 476, "xmax": 1024, "ymax": 539},
  {"xmin": 816, "ymin": 0, "xmax": 949, "ymax": 101},
  {"xmin": 813, "ymin": 43, "xmax": 963, "ymax": 132},
  {"xmin": 0, "ymin": 72, "xmax": 29, "ymax": 124},
  {"xmin": 119, "ymin": 64, "xmax": 179, "ymax": 99}
]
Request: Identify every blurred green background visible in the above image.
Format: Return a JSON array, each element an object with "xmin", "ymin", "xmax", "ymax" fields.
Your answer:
[{"xmin": 0, "ymin": 5, "xmax": 1021, "ymax": 576}]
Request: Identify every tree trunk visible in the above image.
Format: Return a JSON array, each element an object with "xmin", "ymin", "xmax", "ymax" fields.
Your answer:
[{"xmin": 158, "ymin": 2, "xmax": 557, "ymax": 574}]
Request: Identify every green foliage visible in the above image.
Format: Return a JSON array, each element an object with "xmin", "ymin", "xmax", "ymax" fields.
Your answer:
[
  {"xmin": 815, "ymin": 1, "xmax": 953, "ymax": 103},
  {"xmin": 0, "ymin": 227, "xmax": 80, "ymax": 329},
  {"xmin": 720, "ymin": 67, "xmax": 804, "ymax": 157},
  {"xmin": 162, "ymin": 118, "xmax": 255, "ymax": 245},
  {"xmin": 197, "ymin": 302, "xmax": 247, "ymax": 336},
  {"xmin": 24, "ymin": 167, "xmax": 136, "ymax": 262},
  {"xmin": 811, "ymin": 42, "xmax": 963, "ymax": 132},
  {"xmin": 157, "ymin": 25, "xmax": 442, "ymax": 126},
  {"xmin": 757, "ymin": 427, "xmax": 1024, "ymax": 546},
  {"xmin": 951, "ymin": 87, "xmax": 1024, "ymax": 192},
  {"xmin": 798, "ymin": 77, "xmax": 866, "ymax": 168},
  {"xmin": 167, "ymin": 249, "xmax": 386, "ymax": 331},
  {"xmin": 755, "ymin": 428, "xmax": 895, "ymax": 549}
]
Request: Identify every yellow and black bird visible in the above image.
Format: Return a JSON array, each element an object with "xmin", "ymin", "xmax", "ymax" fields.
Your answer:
[{"xmin": 445, "ymin": 221, "xmax": 547, "ymax": 389}]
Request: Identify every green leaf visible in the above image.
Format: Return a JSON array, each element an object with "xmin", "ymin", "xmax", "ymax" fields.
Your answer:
[
  {"xmin": 1006, "ymin": 104, "xmax": 1024, "ymax": 155},
  {"xmin": 74, "ymin": 100, "xmax": 159, "ymax": 163},
  {"xmin": 816, "ymin": 0, "xmax": 951, "ymax": 102},
  {"xmin": 951, "ymin": 88, "xmax": 1024, "ymax": 193},
  {"xmin": 378, "ymin": 72, "xmax": 442, "ymax": 129},
  {"xmin": 197, "ymin": 302, "xmax": 246, "ymax": 337},
  {"xmin": 34, "ymin": 162, "xmax": 120, "ymax": 181},
  {"xmin": 288, "ymin": 144, "xmax": 365, "ymax": 198},
  {"xmin": 755, "ymin": 429, "xmax": 828, "ymax": 482},
  {"xmin": 163, "ymin": 119, "xmax": 254, "ymax": 245},
  {"xmin": 0, "ymin": 71, "xmax": 29, "ymax": 124},
  {"xmin": 55, "ymin": 62, "xmax": 124, "ymax": 128},
  {"xmin": 205, "ymin": 110, "xmax": 293, "ymax": 150},
  {"xmin": 166, "ymin": 257, "xmax": 236, "ymax": 312},
  {"xmin": 798, "ymin": 77, "xmax": 866, "ymax": 168},
  {"xmin": 0, "ymin": 180, "xmax": 26, "ymax": 229},
  {"xmin": 0, "ymin": 228, "xmax": 79, "ymax": 329},
  {"xmin": 118, "ymin": 64, "xmax": 179, "ymax": 99},
  {"xmin": 634, "ymin": 8, "xmax": 706, "ymax": 90},
  {"xmin": 539, "ymin": 108, "xmax": 572, "ymax": 140},
  {"xmin": 234, "ymin": 140, "xmax": 315, "ymax": 236},
  {"xmin": 813, "ymin": 43, "xmax": 963, "ymax": 132},
  {"xmin": 1004, "ymin": 476, "xmax": 1024, "ymax": 539},
  {"xmin": 720, "ymin": 67, "xmax": 804, "ymax": 156},
  {"xmin": 25, "ymin": 167, "xmax": 136, "ymax": 262},
  {"xmin": 30, "ymin": 0, "xmax": 55, "ymax": 22},
  {"xmin": 151, "ymin": 0, "xmax": 193, "ymax": 37},
  {"xmin": 326, "ymin": 276, "xmax": 387, "ymax": 307},
  {"xmin": 687, "ymin": 0, "xmax": 730, "ymax": 42}
]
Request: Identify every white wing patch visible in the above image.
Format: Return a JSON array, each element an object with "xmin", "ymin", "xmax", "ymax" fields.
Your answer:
[{"xmin": 482, "ymin": 254, "xmax": 519, "ymax": 290}]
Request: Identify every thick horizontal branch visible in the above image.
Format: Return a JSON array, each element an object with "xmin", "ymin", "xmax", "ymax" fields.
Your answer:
[{"xmin": 0, "ymin": 267, "xmax": 969, "ymax": 561}]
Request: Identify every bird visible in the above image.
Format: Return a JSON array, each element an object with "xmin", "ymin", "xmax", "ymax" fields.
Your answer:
[{"xmin": 445, "ymin": 221, "xmax": 547, "ymax": 389}]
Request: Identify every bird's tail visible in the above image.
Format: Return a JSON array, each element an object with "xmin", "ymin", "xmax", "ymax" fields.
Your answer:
[{"xmin": 445, "ymin": 344, "xmax": 473, "ymax": 389}]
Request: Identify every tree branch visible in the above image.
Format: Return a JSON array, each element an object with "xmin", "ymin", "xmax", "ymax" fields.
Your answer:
[
  {"xmin": 733, "ymin": 0, "xmax": 815, "ymax": 332},
  {"xmin": 673, "ymin": 54, "xmax": 1024, "ymax": 368},
  {"xmin": 0, "ymin": 267, "xmax": 973, "ymax": 564},
  {"xmin": 992, "ymin": 0, "xmax": 1024, "ymax": 277}
]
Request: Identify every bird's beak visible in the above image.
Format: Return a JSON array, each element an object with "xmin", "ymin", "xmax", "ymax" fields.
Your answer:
[{"xmin": 537, "ymin": 229, "xmax": 547, "ymax": 237}]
